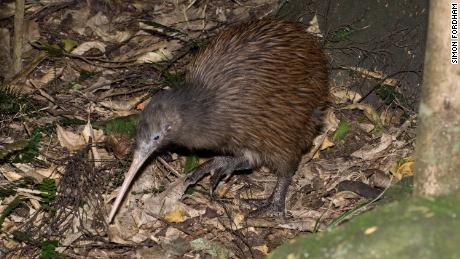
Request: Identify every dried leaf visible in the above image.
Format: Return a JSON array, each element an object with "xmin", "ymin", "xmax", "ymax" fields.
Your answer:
[
  {"xmin": 364, "ymin": 226, "xmax": 378, "ymax": 235},
  {"xmin": 57, "ymin": 123, "xmax": 106, "ymax": 168},
  {"xmin": 28, "ymin": 68, "xmax": 64, "ymax": 88},
  {"xmin": 253, "ymin": 244, "xmax": 269, "ymax": 255},
  {"xmin": 190, "ymin": 238, "xmax": 234, "ymax": 258},
  {"xmin": 71, "ymin": 41, "xmax": 106, "ymax": 55},
  {"xmin": 306, "ymin": 15, "xmax": 322, "ymax": 36},
  {"xmin": 351, "ymin": 133, "xmax": 393, "ymax": 160},
  {"xmin": 99, "ymin": 94, "xmax": 146, "ymax": 111},
  {"xmin": 56, "ymin": 125, "xmax": 85, "ymax": 151},
  {"xmin": 321, "ymin": 137, "xmax": 334, "ymax": 150},
  {"xmin": 380, "ymin": 110, "xmax": 402, "ymax": 126},
  {"xmin": 358, "ymin": 123, "xmax": 375, "ymax": 133},
  {"xmin": 11, "ymin": 163, "xmax": 46, "ymax": 182},
  {"xmin": 389, "ymin": 156, "xmax": 415, "ymax": 181},
  {"xmin": 278, "ymin": 219, "xmax": 318, "ymax": 231},
  {"xmin": 86, "ymin": 12, "xmax": 131, "ymax": 42},
  {"xmin": 324, "ymin": 110, "xmax": 340, "ymax": 132},
  {"xmin": 163, "ymin": 206, "xmax": 186, "ymax": 223},
  {"xmin": 369, "ymin": 171, "xmax": 392, "ymax": 188},
  {"xmin": 136, "ymin": 48, "xmax": 173, "ymax": 63},
  {"xmin": 0, "ymin": 139, "xmax": 28, "ymax": 160},
  {"xmin": 343, "ymin": 66, "xmax": 397, "ymax": 86},
  {"xmin": 61, "ymin": 38, "xmax": 78, "ymax": 53},
  {"xmin": 82, "ymin": 121, "xmax": 104, "ymax": 167},
  {"xmin": 0, "ymin": 168, "xmax": 22, "ymax": 181},
  {"xmin": 35, "ymin": 164, "xmax": 58, "ymax": 178},
  {"xmin": 331, "ymin": 87, "xmax": 362, "ymax": 104},
  {"xmin": 344, "ymin": 103, "xmax": 383, "ymax": 133},
  {"xmin": 312, "ymin": 136, "xmax": 334, "ymax": 159},
  {"xmin": 332, "ymin": 191, "xmax": 360, "ymax": 207},
  {"xmin": 137, "ymin": 98, "xmax": 150, "ymax": 110},
  {"xmin": 106, "ymin": 133, "xmax": 131, "ymax": 158},
  {"xmin": 144, "ymin": 177, "xmax": 189, "ymax": 217},
  {"xmin": 232, "ymin": 212, "xmax": 245, "ymax": 229}
]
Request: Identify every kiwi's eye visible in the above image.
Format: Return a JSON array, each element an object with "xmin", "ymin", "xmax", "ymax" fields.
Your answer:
[{"xmin": 153, "ymin": 135, "xmax": 160, "ymax": 140}]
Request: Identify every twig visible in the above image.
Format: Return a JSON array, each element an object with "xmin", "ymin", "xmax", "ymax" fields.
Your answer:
[
  {"xmin": 12, "ymin": 0, "xmax": 25, "ymax": 76},
  {"xmin": 157, "ymin": 157, "xmax": 182, "ymax": 178},
  {"xmin": 157, "ymin": 217, "xmax": 199, "ymax": 239},
  {"xmin": 28, "ymin": 0, "xmax": 76, "ymax": 21},
  {"xmin": 16, "ymin": 188, "xmax": 43, "ymax": 195},
  {"xmin": 201, "ymin": 3, "xmax": 207, "ymax": 31},
  {"xmin": 5, "ymin": 52, "xmax": 47, "ymax": 86},
  {"xmin": 29, "ymin": 80, "xmax": 57, "ymax": 104},
  {"xmin": 65, "ymin": 52, "xmax": 137, "ymax": 64},
  {"xmin": 186, "ymin": 0, "xmax": 198, "ymax": 10},
  {"xmin": 101, "ymin": 85, "xmax": 157, "ymax": 99},
  {"xmin": 326, "ymin": 174, "xmax": 394, "ymax": 229},
  {"xmin": 358, "ymin": 70, "xmax": 421, "ymax": 103},
  {"xmin": 63, "ymin": 52, "xmax": 138, "ymax": 69},
  {"xmin": 0, "ymin": 106, "xmax": 50, "ymax": 123}
]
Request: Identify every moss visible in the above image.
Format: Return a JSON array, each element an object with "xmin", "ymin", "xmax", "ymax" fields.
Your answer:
[
  {"xmin": 268, "ymin": 196, "xmax": 460, "ymax": 259},
  {"xmin": 92, "ymin": 114, "xmax": 139, "ymax": 138}
]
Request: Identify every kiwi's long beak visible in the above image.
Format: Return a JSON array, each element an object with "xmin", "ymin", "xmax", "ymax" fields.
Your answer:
[{"xmin": 108, "ymin": 149, "xmax": 153, "ymax": 223}]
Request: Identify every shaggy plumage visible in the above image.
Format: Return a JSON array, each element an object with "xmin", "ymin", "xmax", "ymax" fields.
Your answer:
[{"xmin": 109, "ymin": 19, "xmax": 329, "ymax": 222}]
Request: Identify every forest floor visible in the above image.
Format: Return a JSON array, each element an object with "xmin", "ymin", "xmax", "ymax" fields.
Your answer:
[{"xmin": 0, "ymin": 0, "xmax": 423, "ymax": 258}]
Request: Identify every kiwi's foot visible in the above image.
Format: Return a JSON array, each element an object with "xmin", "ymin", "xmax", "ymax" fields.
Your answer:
[
  {"xmin": 185, "ymin": 156, "xmax": 251, "ymax": 192},
  {"xmin": 248, "ymin": 200, "xmax": 287, "ymax": 218}
]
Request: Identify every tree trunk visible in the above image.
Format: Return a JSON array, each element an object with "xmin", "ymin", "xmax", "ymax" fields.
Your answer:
[{"xmin": 414, "ymin": 1, "xmax": 460, "ymax": 197}]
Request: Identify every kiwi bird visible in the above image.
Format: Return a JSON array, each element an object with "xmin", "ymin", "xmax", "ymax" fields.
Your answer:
[{"xmin": 108, "ymin": 19, "xmax": 329, "ymax": 222}]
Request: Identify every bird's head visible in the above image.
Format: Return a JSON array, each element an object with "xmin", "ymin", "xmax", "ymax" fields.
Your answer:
[{"xmin": 108, "ymin": 95, "xmax": 182, "ymax": 222}]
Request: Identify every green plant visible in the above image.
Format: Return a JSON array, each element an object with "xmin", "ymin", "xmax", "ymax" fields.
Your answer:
[
  {"xmin": 11, "ymin": 230, "xmax": 31, "ymax": 242},
  {"xmin": 332, "ymin": 120, "xmax": 349, "ymax": 142},
  {"xmin": 0, "ymin": 139, "xmax": 28, "ymax": 161},
  {"xmin": 39, "ymin": 178, "xmax": 57, "ymax": 211},
  {"xmin": 0, "ymin": 196, "xmax": 22, "ymax": 228},
  {"xmin": 60, "ymin": 38, "xmax": 78, "ymax": 53},
  {"xmin": 376, "ymin": 85, "xmax": 409, "ymax": 108},
  {"xmin": 184, "ymin": 155, "xmax": 199, "ymax": 174},
  {"xmin": 12, "ymin": 128, "xmax": 42, "ymax": 163},
  {"xmin": 0, "ymin": 85, "xmax": 30, "ymax": 119},
  {"xmin": 326, "ymin": 200, "xmax": 369, "ymax": 229},
  {"xmin": 40, "ymin": 240, "xmax": 63, "ymax": 259},
  {"xmin": 32, "ymin": 40, "xmax": 64, "ymax": 57},
  {"xmin": 58, "ymin": 117, "xmax": 86, "ymax": 127},
  {"xmin": 33, "ymin": 37, "xmax": 78, "ymax": 58},
  {"xmin": 78, "ymin": 70, "xmax": 96, "ymax": 81},
  {"xmin": 92, "ymin": 115, "xmax": 139, "ymax": 138},
  {"xmin": 162, "ymin": 70, "xmax": 185, "ymax": 89},
  {"xmin": 142, "ymin": 21, "xmax": 188, "ymax": 36},
  {"xmin": 332, "ymin": 26, "xmax": 355, "ymax": 41}
]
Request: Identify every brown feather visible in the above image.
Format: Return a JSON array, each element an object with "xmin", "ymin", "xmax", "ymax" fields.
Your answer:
[
  {"xmin": 174, "ymin": 19, "xmax": 329, "ymax": 175},
  {"xmin": 109, "ymin": 19, "xmax": 329, "ymax": 222}
]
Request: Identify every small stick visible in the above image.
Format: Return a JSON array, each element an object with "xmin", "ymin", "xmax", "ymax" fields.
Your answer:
[
  {"xmin": 157, "ymin": 157, "xmax": 182, "ymax": 178},
  {"xmin": 12, "ymin": 0, "xmax": 25, "ymax": 76}
]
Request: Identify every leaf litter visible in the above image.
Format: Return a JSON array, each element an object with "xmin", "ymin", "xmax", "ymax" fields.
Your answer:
[{"xmin": 0, "ymin": 0, "xmax": 417, "ymax": 258}]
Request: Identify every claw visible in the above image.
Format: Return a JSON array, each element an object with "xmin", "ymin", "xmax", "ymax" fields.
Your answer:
[
  {"xmin": 185, "ymin": 165, "xmax": 209, "ymax": 185},
  {"xmin": 248, "ymin": 200, "xmax": 286, "ymax": 218},
  {"xmin": 246, "ymin": 174, "xmax": 293, "ymax": 218},
  {"xmin": 210, "ymin": 167, "xmax": 233, "ymax": 193},
  {"xmin": 186, "ymin": 156, "xmax": 250, "ymax": 190}
]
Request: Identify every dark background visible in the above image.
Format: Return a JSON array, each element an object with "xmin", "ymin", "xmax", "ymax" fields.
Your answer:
[{"xmin": 279, "ymin": 0, "xmax": 428, "ymax": 110}]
